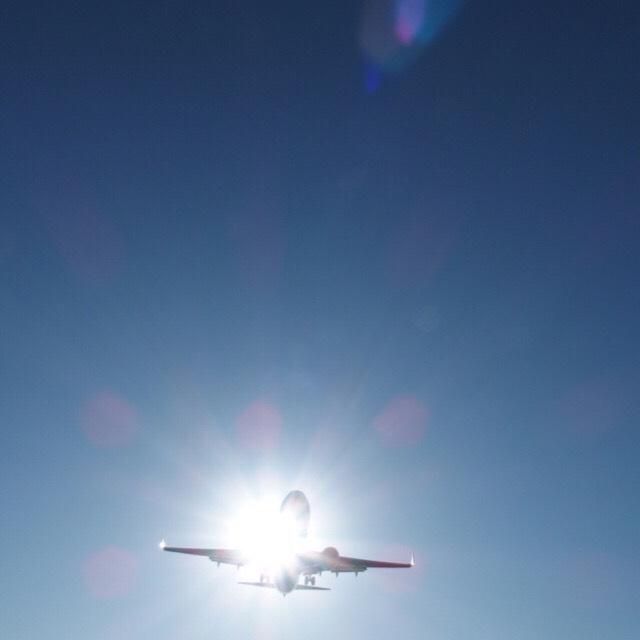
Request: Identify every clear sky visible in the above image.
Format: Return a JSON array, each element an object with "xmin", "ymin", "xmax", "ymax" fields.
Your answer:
[{"xmin": 1, "ymin": 1, "xmax": 639, "ymax": 639}]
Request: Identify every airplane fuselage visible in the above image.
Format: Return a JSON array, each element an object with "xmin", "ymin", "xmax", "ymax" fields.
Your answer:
[
  {"xmin": 162, "ymin": 489, "xmax": 412, "ymax": 595},
  {"xmin": 273, "ymin": 564, "xmax": 300, "ymax": 594}
]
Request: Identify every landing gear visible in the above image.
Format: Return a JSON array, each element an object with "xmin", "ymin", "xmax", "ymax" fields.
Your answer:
[{"xmin": 304, "ymin": 575, "xmax": 316, "ymax": 586}]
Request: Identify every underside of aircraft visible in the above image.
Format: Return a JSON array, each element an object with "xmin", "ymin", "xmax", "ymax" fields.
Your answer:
[{"xmin": 161, "ymin": 490, "xmax": 413, "ymax": 595}]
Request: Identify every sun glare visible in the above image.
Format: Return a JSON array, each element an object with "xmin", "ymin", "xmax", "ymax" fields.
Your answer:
[{"xmin": 226, "ymin": 497, "xmax": 305, "ymax": 574}]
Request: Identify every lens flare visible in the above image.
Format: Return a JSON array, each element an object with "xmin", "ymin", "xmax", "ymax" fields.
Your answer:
[
  {"xmin": 81, "ymin": 546, "xmax": 140, "ymax": 598},
  {"xmin": 395, "ymin": 0, "xmax": 427, "ymax": 44},
  {"xmin": 558, "ymin": 550, "xmax": 626, "ymax": 609},
  {"xmin": 230, "ymin": 202, "xmax": 284, "ymax": 294},
  {"xmin": 226, "ymin": 497, "xmax": 306, "ymax": 576},
  {"xmin": 359, "ymin": 0, "xmax": 468, "ymax": 90},
  {"xmin": 38, "ymin": 188, "xmax": 125, "ymax": 283},
  {"xmin": 77, "ymin": 391, "xmax": 138, "ymax": 448},
  {"xmin": 373, "ymin": 395, "xmax": 429, "ymax": 447},
  {"xmin": 235, "ymin": 399, "xmax": 283, "ymax": 451},
  {"xmin": 555, "ymin": 372, "xmax": 636, "ymax": 440},
  {"xmin": 387, "ymin": 208, "xmax": 457, "ymax": 289}
]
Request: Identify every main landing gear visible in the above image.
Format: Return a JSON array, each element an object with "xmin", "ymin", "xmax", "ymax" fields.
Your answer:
[{"xmin": 304, "ymin": 575, "xmax": 316, "ymax": 586}]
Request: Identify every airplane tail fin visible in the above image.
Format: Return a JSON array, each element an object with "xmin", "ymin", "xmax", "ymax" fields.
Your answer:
[{"xmin": 280, "ymin": 490, "xmax": 310, "ymax": 538}]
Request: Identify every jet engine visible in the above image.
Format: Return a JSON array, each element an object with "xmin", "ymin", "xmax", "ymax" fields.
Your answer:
[{"xmin": 320, "ymin": 546, "xmax": 340, "ymax": 571}]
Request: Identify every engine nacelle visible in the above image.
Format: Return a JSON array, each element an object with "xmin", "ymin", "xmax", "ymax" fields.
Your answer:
[{"xmin": 320, "ymin": 546, "xmax": 340, "ymax": 571}]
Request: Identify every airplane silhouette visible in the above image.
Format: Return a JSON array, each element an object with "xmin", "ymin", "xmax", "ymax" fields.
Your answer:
[{"xmin": 161, "ymin": 490, "xmax": 413, "ymax": 595}]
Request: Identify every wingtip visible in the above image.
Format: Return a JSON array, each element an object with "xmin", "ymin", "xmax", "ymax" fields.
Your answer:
[
  {"xmin": 410, "ymin": 553, "xmax": 414, "ymax": 567},
  {"xmin": 159, "ymin": 539, "xmax": 166, "ymax": 550}
]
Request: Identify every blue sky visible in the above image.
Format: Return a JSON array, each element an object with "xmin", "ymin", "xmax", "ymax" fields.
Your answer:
[{"xmin": 1, "ymin": 1, "xmax": 639, "ymax": 638}]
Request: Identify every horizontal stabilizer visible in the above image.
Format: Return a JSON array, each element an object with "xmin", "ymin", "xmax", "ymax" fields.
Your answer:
[
  {"xmin": 161, "ymin": 545, "xmax": 246, "ymax": 566},
  {"xmin": 238, "ymin": 581, "xmax": 278, "ymax": 589},
  {"xmin": 294, "ymin": 584, "xmax": 331, "ymax": 591}
]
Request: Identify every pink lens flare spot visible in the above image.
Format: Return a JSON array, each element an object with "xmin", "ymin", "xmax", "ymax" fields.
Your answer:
[
  {"xmin": 412, "ymin": 305, "xmax": 441, "ymax": 332},
  {"xmin": 360, "ymin": 0, "xmax": 467, "ymax": 69},
  {"xmin": 395, "ymin": 0, "xmax": 427, "ymax": 44},
  {"xmin": 78, "ymin": 391, "xmax": 138, "ymax": 447},
  {"xmin": 387, "ymin": 211, "xmax": 456, "ymax": 289},
  {"xmin": 81, "ymin": 546, "xmax": 140, "ymax": 599},
  {"xmin": 373, "ymin": 395, "xmax": 429, "ymax": 447},
  {"xmin": 557, "ymin": 551, "xmax": 626, "ymax": 609},
  {"xmin": 40, "ymin": 193, "xmax": 125, "ymax": 284},
  {"xmin": 235, "ymin": 399, "xmax": 283, "ymax": 451},
  {"xmin": 555, "ymin": 373, "xmax": 637, "ymax": 440},
  {"xmin": 230, "ymin": 202, "xmax": 284, "ymax": 294}
]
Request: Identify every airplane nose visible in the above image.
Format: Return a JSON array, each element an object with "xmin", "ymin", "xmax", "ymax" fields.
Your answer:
[{"xmin": 274, "ymin": 568, "xmax": 298, "ymax": 594}]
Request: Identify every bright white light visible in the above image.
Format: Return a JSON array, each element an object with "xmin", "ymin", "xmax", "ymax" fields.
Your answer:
[{"xmin": 226, "ymin": 497, "xmax": 305, "ymax": 574}]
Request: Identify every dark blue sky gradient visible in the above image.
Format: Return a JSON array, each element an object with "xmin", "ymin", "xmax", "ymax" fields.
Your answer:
[{"xmin": 2, "ymin": 1, "xmax": 639, "ymax": 639}]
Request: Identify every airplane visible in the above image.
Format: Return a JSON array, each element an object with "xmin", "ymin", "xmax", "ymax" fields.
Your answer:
[{"xmin": 161, "ymin": 490, "xmax": 413, "ymax": 595}]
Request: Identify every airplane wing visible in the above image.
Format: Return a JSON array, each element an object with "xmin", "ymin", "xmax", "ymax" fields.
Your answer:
[
  {"xmin": 161, "ymin": 543, "xmax": 247, "ymax": 567},
  {"xmin": 334, "ymin": 554, "xmax": 414, "ymax": 571},
  {"xmin": 298, "ymin": 548, "xmax": 413, "ymax": 575}
]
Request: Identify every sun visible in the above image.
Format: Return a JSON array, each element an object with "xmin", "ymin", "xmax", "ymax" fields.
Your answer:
[{"xmin": 225, "ymin": 495, "xmax": 306, "ymax": 575}]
